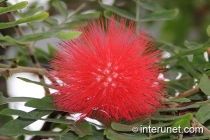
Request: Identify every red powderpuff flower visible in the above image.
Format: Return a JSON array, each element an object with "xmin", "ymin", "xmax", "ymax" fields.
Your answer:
[{"xmin": 50, "ymin": 17, "xmax": 165, "ymax": 123}]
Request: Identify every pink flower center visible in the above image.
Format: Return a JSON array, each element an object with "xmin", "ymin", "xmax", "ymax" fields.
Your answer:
[{"xmin": 95, "ymin": 63, "xmax": 119, "ymax": 88}]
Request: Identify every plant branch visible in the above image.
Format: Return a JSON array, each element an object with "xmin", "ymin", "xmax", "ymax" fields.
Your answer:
[
  {"xmin": 171, "ymin": 86, "xmax": 200, "ymax": 100},
  {"xmin": 4, "ymin": 2, "xmax": 50, "ymax": 95},
  {"xmin": 0, "ymin": 135, "xmax": 11, "ymax": 140},
  {"xmin": 191, "ymin": 117, "xmax": 210, "ymax": 137},
  {"xmin": 30, "ymin": 4, "xmax": 87, "ymax": 140},
  {"xmin": 0, "ymin": 66, "xmax": 47, "ymax": 76}
]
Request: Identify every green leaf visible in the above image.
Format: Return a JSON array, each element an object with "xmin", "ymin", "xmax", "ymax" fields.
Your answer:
[
  {"xmin": 0, "ymin": 119, "xmax": 37, "ymax": 136},
  {"xmin": 195, "ymin": 104, "xmax": 210, "ymax": 124},
  {"xmin": 111, "ymin": 121, "xmax": 173, "ymax": 132},
  {"xmin": 41, "ymin": 117, "xmax": 73, "ymax": 124},
  {"xmin": 183, "ymin": 134, "xmax": 210, "ymax": 140},
  {"xmin": 99, "ymin": 1, "xmax": 136, "ymax": 20},
  {"xmin": 1, "ymin": 108, "xmax": 29, "ymax": 118},
  {"xmin": 105, "ymin": 129, "xmax": 147, "ymax": 140},
  {"xmin": 0, "ymin": 12, "xmax": 49, "ymax": 29},
  {"xmin": 16, "ymin": 32, "xmax": 53, "ymax": 42},
  {"xmin": 207, "ymin": 24, "xmax": 210, "ymax": 37},
  {"xmin": 111, "ymin": 122, "xmax": 134, "ymax": 132},
  {"xmin": 199, "ymin": 74, "xmax": 210, "ymax": 96},
  {"xmin": 27, "ymin": 109, "xmax": 52, "ymax": 119},
  {"xmin": 0, "ymin": 92, "xmax": 6, "ymax": 105},
  {"xmin": 6, "ymin": 97, "xmax": 35, "ymax": 103},
  {"xmin": 162, "ymin": 45, "xmax": 209, "ymax": 64},
  {"xmin": 54, "ymin": 131, "xmax": 104, "ymax": 140},
  {"xmin": 71, "ymin": 12, "xmax": 101, "ymax": 20},
  {"xmin": 140, "ymin": 9, "xmax": 178, "ymax": 21},
  {"xmin": 48, "ymin": 44, "xmax": 56, "ymax": 56},
  {"xmin": 0, "ymin": 35, "xmax": 29, "ymax": 46},
  {"xmin": 53, "ymin": 20, "xmax": 87, "ymax": 31},
  {"xmin": 205, "ymin": 70, "xmax": 210, "ymax": 77},
  {"xmin": 0, "ymin": 92, "xmax": 34, "ymax": 105},
  {"xmin": 69, "ymin": 121, "xmax": 93, "ymax": 138},
  {"xmin": 168, "ymin": 98, "xmax": 191, "ymax": 103},
  {"xmin": 4, "ymin": 57, "xmax": 19, "ymax": 63},
  {"xmin": 16, "ymin": 31, "xmax": 81, "ymax": 42},
  {"xmin": 151, "ymin": 133, "xmax": 171, "ymax": 139},
  {"xmin": 0, "ymin": 0, "xmax": 7, "ymax": 4},
  {"xmin": 52, "ymin": 0, "xmax": 68, "ymax": 17},
  {"xmin": 184, "ymin": 40, "xmax": 202, "ymax": 49},
  {"xmin": 0, "ymin": 109, "xmax": 51, "ymax": 136},
  {"xmin": 0, "ymin": 109, "xmax": 52, "ymax": 120},
  {"xmin": 111, "ymin": 122, "xmax": 151, "ymax": 132},
  {"xmin": 178, "ymin": 57, "xmax": 201, "ymax": 79},
  {"xmin": 25, "ymin": 96, "xmax": 56, "ymax": 110},
  {"xmin": 0, "ymin": 108, "xmax": 73, "ymax": 124},
  {"xmin": 43, "ymin": 17, "xmax": 58, "ymax": 27},
  {"xmin": 171, "ymin": 113, "xmax": 193, "ymax": 130},
  {"xmin": 79, "ymin": 130, "xmax": 104, "ymax": 140},
  {"xmin": 0, "ymin": 55, "xmax": 4, "ymax": 60},
  {"xmin": 205, "ymin": 63, "xmax": 210, "ymax": 71},
  {"xmin": 55, "ymin": 31, "xmax": 81, "ymax": 40},
  {"xmin": 0, "ymin": 1, "xmax": 27, "ymax": 15},
  {"xmin": 156, "ymin": 40, "xmax": 183, "ymax": 52},
  {"xmin": 104, "ymin": 10, "xmax": 113, "ymax": 19},
  {"xmin": 54, "ymin": 133, "xmax": 78, "ymax": 140},
  {"xmin": 151, "ymin": 122, "xmax": 174, "ymax": 128},
  {"xmin": 1, "ymin": 118, "xmax": 36, "ymax": 132},
  {"xmin": 151, "ymin": 115, "xmax": 181, "ymax": 121},
  {"xmin": 17, "ymin": 135, "xmax": 25, "ymax": 140},
  {"xmin": 0, "ymin": 128, "xmax": 61, "ymax": 136},
  {"xmin": 17, "ymin": 77, "xmax": 53, "ymax": 89},
  {"xmin": 24, "ymin": 6, "xmax": 44, "ymax": 17},
  {"xmin": 158, "ymin": 103, "xmax": 200, "ymax": 112},
  {"xmin": 0, "ymin": 109, "xmax": 52, "ymax": 136},
  {"xmin": 35, "ymin": 47, "xmax": 49, "ymax": 62},
  {"xmin": 132, "ymin": 0, "xmax": 163, "ymax": 11}
]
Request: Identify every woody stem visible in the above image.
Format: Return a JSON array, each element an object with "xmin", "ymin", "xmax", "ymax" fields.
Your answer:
[{"xmin": 171, "ymin": 86, "xmax": 200, "ymax": 100}]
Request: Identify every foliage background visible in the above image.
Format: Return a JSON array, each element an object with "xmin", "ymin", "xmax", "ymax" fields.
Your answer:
[{"xmin": 1, "ymin": 0, "xmax": 210, "ymax": 140}]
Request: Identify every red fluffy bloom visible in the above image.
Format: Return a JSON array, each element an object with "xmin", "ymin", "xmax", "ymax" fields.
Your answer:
[{"xmin": 50, "ymin": 17, "xmax": 165, "ymax": 123}]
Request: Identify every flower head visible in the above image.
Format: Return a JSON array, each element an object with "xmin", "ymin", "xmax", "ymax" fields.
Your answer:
[{"xmin": 50, "ymin": 17, "xmax": 165, "ymax": 123}]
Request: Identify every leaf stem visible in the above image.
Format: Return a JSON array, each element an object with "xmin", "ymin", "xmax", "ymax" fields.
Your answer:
[
  {"xmin": 0, "ymin": 66, "xmax": 47, "ymax": 76},
  {"xmin": 136, "ymin": 0, "xmax": 140, "ymax": 34},
  {"xmin": 148, "ymin": 119, "xmax": 152, "ymax": 140}
]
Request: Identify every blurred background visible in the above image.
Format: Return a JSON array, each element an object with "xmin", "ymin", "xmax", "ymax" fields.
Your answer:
[{"xmin": 1, "ymin": 0, "xmax": 210, "ymax": 134}]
